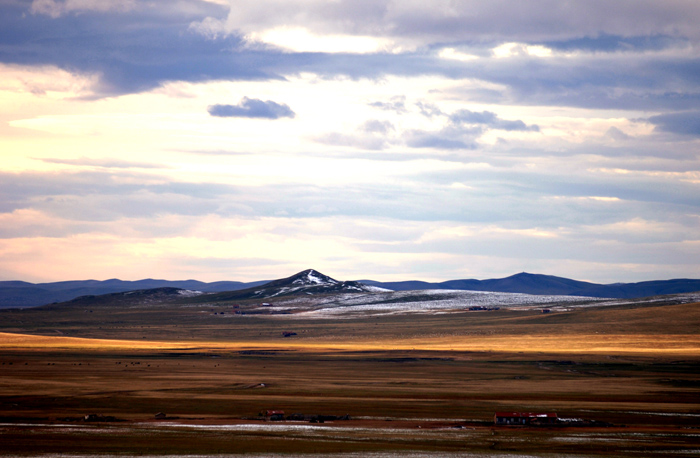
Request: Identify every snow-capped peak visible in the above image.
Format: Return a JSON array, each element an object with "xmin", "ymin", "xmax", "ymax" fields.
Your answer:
[
  {"xmin": 221, "ymin": 269, "xmax": 378, "ymax": 300},
  {"xmin": 291, "ymin": 269, "xmax": 338, "ymax": 286}
]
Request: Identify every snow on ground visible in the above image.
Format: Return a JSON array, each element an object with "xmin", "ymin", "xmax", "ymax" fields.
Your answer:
[
  {"xmin": 177, "ymin": 290, "xmax": 204, "ymax": 297},
  {"xmin": 362, "ymin": 285, "xmax": 394, "ymax": 293},
  {"xmin": 596, "ymin": 292, "xmax": 700, "ymax": 308},
  {"xmin": 255, "ymin": 289, "xmax": 609, "ymax": 319},
  {"xmin": 204, "ymin": 284, "xmax": 699, "ymax": 319}
]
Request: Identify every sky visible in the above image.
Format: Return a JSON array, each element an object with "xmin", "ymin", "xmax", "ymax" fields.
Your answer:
[{"xmin": 1, "ymin": 0, "xmax": 699, "ymax": 284}]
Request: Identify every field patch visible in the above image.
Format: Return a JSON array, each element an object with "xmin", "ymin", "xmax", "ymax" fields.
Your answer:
[{"xmin": 1, "ymin": 331, "xmax": 699, "ymax": 355}]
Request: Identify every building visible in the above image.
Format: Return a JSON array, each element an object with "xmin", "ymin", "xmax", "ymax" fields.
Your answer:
[
  {"xmin": 494, "ymin": 412, "xmax": 558, "ymax": 425},
  {"xmin": 262, "ymin": 410, "xmax": 285, "ymax": 421}
]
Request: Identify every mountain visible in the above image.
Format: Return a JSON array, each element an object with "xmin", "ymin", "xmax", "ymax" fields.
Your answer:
[
  {"xmin": 0, "ymin": 278, "xmax": 268, "ymax": 309},
  {"xmin": 570, "ymin": 278, "xmax": 700, "ymax": 299},
  {"xmin": 360, "ymin": 272, "xmax": 700, "ymax": 299},
  {"xmin": 2, "ymin": 270, "xmax": 700, "ymax": 309},
  {"xmin": 357, "ymin": 273, "xmax": 596, "ymax": 295},
  {"xmin": 36, "ymin": 269, "xmax": 387, "ymax": 309},
  {"xmin": 53, "ymin": 287, "xmax": 198, "ymax": 309},
  {"xmin": 190, "ymin": 269, "xmax": 387, "ymax": 302}
]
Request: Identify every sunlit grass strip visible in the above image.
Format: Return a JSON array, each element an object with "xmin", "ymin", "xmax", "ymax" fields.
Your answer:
[
  {"xmin": 2, "ymin": 331, "xmax": 699, "ymax": 355},
  {"xmin": 0, "ymin": 332, "xmax": 190, "ymax": 350}
]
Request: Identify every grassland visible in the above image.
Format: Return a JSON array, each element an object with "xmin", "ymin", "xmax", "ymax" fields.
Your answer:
[{"xmin": 0, "ymin": 297, "xmax": 699, "ymax": 456}]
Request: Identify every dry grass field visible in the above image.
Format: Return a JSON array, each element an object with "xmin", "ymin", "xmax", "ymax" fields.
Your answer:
[{"xmin": 0, "ymin": 298, "xmax": 699, "ymax": 456}]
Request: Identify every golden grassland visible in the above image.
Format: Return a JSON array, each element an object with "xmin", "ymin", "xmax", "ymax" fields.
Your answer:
[
  {"xmin": 1, "ymin": 330, "xmax": 700, "ymax": 355},
  {"xmin": 0, "ymin": 299, "xmax": 699, "ymax": 455}
]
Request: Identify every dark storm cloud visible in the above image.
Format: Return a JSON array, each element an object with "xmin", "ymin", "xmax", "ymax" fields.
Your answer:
[
  {"xmin": 648, "ymin": 111, "xmax": 700, "ymax": 136},
  {"xmin": 208, "ymin": 98, "xmax": 295, "ymax": 119}
]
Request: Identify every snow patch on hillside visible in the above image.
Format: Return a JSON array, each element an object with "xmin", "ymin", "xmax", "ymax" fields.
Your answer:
[
  {"xmin": 177, "ymin": 290, "xmax": 204, "ymax": 297},
  {"xmin": 597, "ymin": 292, "xmax": 700, "ymax": 307},
  {"xmin": 252, "ymin": 289, "xmax": 608, "ymax": 319},
  {"xmin": 292, "ymin": 269, "xmax": 337, "ymax": 286}
]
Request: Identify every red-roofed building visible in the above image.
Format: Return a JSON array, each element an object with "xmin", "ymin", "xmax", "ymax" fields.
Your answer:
[{"xmin": 262, "ymin": 410, "xmax": 285, "ymax": 421}]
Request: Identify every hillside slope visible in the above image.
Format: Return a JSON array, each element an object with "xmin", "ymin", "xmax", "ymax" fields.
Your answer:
[
  {"xmin": 361, "ymin": 273, "xmax": 700, "ymax": 299},
  {"xmin": 189, "ymin": 269, "xmax": 388, "ymax": 302},
  {"xmin": 3, "ymin": 270, "xmax": 700, "ymax": 309}
]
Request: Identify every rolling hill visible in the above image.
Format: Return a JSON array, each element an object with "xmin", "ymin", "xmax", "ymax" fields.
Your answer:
[
  {"xmin": 1, "ymin": 270, "xmax": 699, "ymax": 309},
  {"xmin": 361, "ymin": 272, "xmax": 700, "ymax": 299}
]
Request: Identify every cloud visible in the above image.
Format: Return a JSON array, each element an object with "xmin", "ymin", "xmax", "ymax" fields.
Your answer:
[
  {"xmin": 200, "ymin": 1, "xmax": 700, "ymax": 50},
  {"xmin": 0, "ymin": 0, "xmax": 277, "ymax": 97},
  {"xmin": 314, "ymin": 132, "xmax": 389, "ymax": 150},
  {"xmin": 368, "ymin": 96, "xmax": 407, "ymax": 114},
  {"xmin": 314, "ymin": 120, "xmax": 394, "ymax": 150},
  {"xmin": 2, "ymin": 0, "xmax": 699, "ymax": 111},
  {"xmin": 361, "ymin": 119, "xmax": 394, "ymax": 134},
  {"xmin": 648, "ymin": 111, "xmax": 700, "ymax": 136},
  {"xmin": 416, "ymin": 101, "xmax": 444, "ymax": 118},
  {"xmin": 449, "ymin": 109, "xmax": 539, "ymax": 132},
  {"xmin": 3, "ymin": 0, "xmax": 700, "ymax": 284},
  {"xmin": 605, "ymin": 126, "xmax": 631, "ymax": 141},
  {"xmin": 402, "ymin": 107, "xmax": 538, "ymax": 150},
  {"xmin": 315, "ymin": 105, "xmax": 536, "ymax": 151},
  {"xmin": 542, "ymin": 33, "xmax": 687, "ymax": 53},
  {"xmin": 38, "ymin": 157, "xmax": 169, "ymax": 169},
  {"xmin": 208, "ymin": 97, "xmax": 295, "ymax": 119},
  {"xmin": 405, "ymin": 132, "xmax": 477, "ymax": 150},
  {"xmin": 30, "ymin": 0, "xmax": 137, "ymax": 18}
]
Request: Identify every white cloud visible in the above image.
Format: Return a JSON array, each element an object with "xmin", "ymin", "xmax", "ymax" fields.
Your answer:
[
  {"xmin": 492, "ymin": 42, "xmax": 553, "ymax": 58},
  {"xmin": 245, "ymin": 27, "xmax": 397, "ymax": 54},
  {"xmin": 193, "ymin": 1, "xmax": 700, "ymax": 52},
  {"xmin": 0, "ymin": 63, "xmax": 97, "ymax": 99},
  {"xmin": 2, "ymin": 0, "xmax": 700, "ymax": 284},
  {"xmin": 438, "ymin": 48, "xmax": 479, "ymax": 62},
  {"xmin": 30, "ymin": 0, "xmax": 136, "ymax": 18}
]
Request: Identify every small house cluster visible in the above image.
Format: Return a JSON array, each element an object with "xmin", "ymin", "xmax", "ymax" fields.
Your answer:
[
  {"xmin": 261, "ymin": 409, "xmax": 286, "ymax": 421},
  {"xmin": 494, "ymin": 412, "xmax": 558, "ymax": 425},
  {"xmin": 260, "ymin": 409, "xmax": 351, "ymax": 423},
  {"xmin": 83, "ymin": 413, "xmax": 120, "ymax": 422}
]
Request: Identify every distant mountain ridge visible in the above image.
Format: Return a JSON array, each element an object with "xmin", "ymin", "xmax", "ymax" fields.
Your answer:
[
  {"xmin": 361, "ymin": 272, "xmax": 700, "ymax": 299},
  {"xmin": 0, "ymin": 278, "xmax": 269, "ymax": 309},
  {"xmin": 1, "ymin": 270, "xmax": 699, "ymax": 309}
]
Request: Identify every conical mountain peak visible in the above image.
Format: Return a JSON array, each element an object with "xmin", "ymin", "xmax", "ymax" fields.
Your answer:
[
  {"xmin": 204, "ymin": 269, "xmax": 385, "ymax": 301},
  {"xmin": 290, "ymin": 269, "xmax": 339, "ymax": 286}
]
